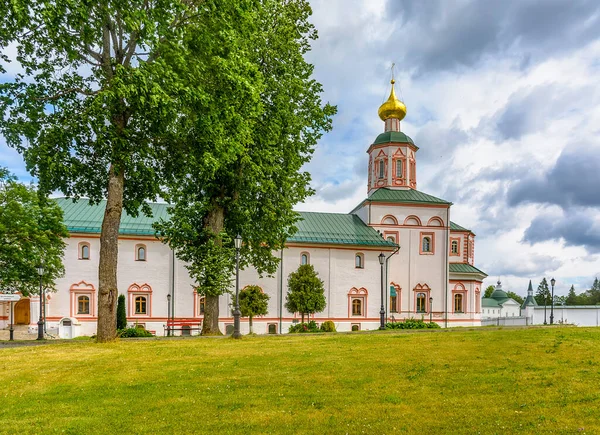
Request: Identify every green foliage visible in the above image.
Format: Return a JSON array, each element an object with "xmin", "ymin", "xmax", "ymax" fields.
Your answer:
[
  {"xmin": 118, "ymin": 327, "xmax": 154, "ymax": 338},
  {"xmin": 565, "ymin": 279, "xmax": 600, "ymax": 305},
  {"xmin": 506, "ymin": 291, "xmax": 524, "ymax": 305},
  {"xmin": 116, "ymin": 295, "xmax": 127, "ymax": 330},
  {"xmin": 484, "ymin": 285, "xmax": 495, "ymax": 298},
  {"xmin": 239, "ymin": 285, "xmax": 270, "ymax": 334},
  {"xmin": 286, "ymin": 264, "xmax": 326, "ymax": 322},
  {"xmin": 320, "ymin": 320, "xmax": 336, "ymax": 333},
  {"xmin": 386, "ymin": 319, "xmax": 441, "ymax": 330},
  {"xmin": 153, "ymin": 0, "xmax": 335, "ymax": 327},
  {"xmin": 288, "ymin": 321, "xmax": 321, "ymax": 333},
  {"xmin": 0, "ymin": 168, "xmax": 68, "ymax": 296},
  {"xmin": 535, "ymin": 278, "xmax": 550, "ymax": 305}
]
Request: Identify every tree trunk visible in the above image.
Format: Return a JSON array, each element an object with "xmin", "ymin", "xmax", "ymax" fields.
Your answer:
[
  {"xmin": 301, "ymin": 313, "xmax": 305, "ymax": 323},
  {"xmin": 97, "ymin": 165, "xmax": 125, "ymax": 342},
  {"xmin": 203, "ymin": 295, "xmax": 220, "ymax": 335},
  {"xmin": 201, "ymin": 203, "xmax": 225, "ymax": 335},
  {"xmin": 249, "ymin": 315, "xmax": 253, "ymax": 334}
]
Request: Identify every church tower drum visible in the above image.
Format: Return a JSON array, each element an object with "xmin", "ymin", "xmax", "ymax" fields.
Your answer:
[{"xmin": 367, "ymin": 79, "xmax": 418, "ymax": 195}]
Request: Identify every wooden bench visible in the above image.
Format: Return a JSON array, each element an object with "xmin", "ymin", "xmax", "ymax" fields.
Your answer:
[{"xmin": 164, "ymin": 320, "xmax": 202, "ymax": 336}]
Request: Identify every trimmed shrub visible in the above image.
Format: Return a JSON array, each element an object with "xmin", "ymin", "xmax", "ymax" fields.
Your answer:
[
  {"xmin": 118, "ymin": 327, "xmax": 154, "ymax": 338},
  {"xmin": 288, "ymin": 320, "xmax": 322, "ymax": 333},
  {"xmin": 116, "ymin": 294, "xmax": 127, "ymax": 330},
  {"xmin": 320, "ymin": 320, "xmax": 336, "ymax": 332},
  {"xmin": 385, "ymin": 318, "xmax": 441, "ymax": 330}
]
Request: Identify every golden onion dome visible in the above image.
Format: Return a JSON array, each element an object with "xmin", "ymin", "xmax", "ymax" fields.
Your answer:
[{"xmin": 378, "ymin": 79, "xmax": 407, "ymax": 122}]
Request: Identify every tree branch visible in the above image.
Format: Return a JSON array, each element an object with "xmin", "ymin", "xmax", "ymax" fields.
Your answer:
[{"xmin": 33, "ymin": 88, "xmax": 99, "ymax": 101}]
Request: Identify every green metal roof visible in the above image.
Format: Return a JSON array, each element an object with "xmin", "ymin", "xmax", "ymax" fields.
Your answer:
[
  {"xmin": 482, "ymin": 298, "xmax": 500, "ymax": 307},
  {"xmin": 54, "ymin": 197, "xmax": 170, "ymax": 236},
  {"xmin": 290, "ymin": 212, "xmax": 396, "ymax": 247},
  {"xmin": 366, "ymin": 188, "xmax": 452, "ymax": 205},
  {"xmin": 449, "ymin": 263, "xmax": 488, "ymax": 276},
  {"xmin": 450, "ymin": 221, "xmax": 471, "ymax": 232},
  {"xmin": 55, "ymin": 198, "xmax": 395, "ymax": 248},
  {"xmin": 373, "ymin": 131, "xmax": 417, "ymax": 147}
]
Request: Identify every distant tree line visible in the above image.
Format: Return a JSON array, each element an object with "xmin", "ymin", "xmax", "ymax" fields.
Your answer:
[{"xmin": 484, "ymin": 277, "xmax": 600, "ymax": 306}]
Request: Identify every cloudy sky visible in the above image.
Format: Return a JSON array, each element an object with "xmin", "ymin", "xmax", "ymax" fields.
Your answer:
[
  {"xmin": 1, "ymin": 0, "xmax": 599, "ymax": 297},
  {"xmin": 300, "ymin": 0, "xmax": 600, "ymax": 296}
]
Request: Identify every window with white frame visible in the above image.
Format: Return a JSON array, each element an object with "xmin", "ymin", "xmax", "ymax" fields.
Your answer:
[
  {"xmin": 136, "ymin": 244, "xmax": 146, "ymax": 261},
  {"xmin": 355, "ymin": 253, "xmax": 364, "ymax": 269},
  {"xmin": 300, "ymin": 252, "xmax": 309, "ymax": 265}
]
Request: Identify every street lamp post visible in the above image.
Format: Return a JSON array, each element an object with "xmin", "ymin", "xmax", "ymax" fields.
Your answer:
[
  {"xmin": 9, "ymin": 300, "xmax": 14, "ymax": 341},
  {"xmin": 378, "ymin": 253, "xmax": 386, "ymax": 330},
  {"xmin": 167, "ymin": 294, "xmax": 171, "ymax": 337},
  {"xmin": 429, "ymin": 296, "xmax": 433, "ymax": 323},
  {"xmin": 550, "ymin": 278, "xmax": 556, "ymax": 325},
  {"xmin": 232, "ymin": 234, "xmax": 242, "ymax": 339},
  {"xmin": 543, "ymin": 293, "xmax": 547, "ymax": 325},
  {"xmin": 36, "ymin": 264, "xmax": 44, "ymax": 340}
]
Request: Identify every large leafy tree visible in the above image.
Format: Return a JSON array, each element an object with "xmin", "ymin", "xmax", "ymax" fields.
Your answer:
[
  {"xmin": 285, "ymin": 264, "xmax": 326, "ymax": 323},
  {"xmin": 0, "ymin": 0, "xmax": 264, "ymax": 341},
  {"xmin": 239, "ymin": 285, "xmax": 269, "ymax": 334},
  {"xmin": 155, "ymin": 0, "xmax": 335, "ymax": 334},
  {"xmin": 0, "ymin": 168, "xmax": 68, "ymax": 295}
]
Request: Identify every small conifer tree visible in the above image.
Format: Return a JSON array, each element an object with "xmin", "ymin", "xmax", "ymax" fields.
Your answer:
[{"xmin": 117, "ymin": 294, "xmax": 127, "ymax": 330}]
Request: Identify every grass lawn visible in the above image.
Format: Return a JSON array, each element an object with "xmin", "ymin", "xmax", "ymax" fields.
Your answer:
[{"xmin": 1, "ymin": 327, "xmax": 599, "ymax": 434}]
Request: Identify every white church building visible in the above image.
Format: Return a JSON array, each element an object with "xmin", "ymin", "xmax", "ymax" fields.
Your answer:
[{"xmin": 1, "ymin": 79, "xmax": 488, "ymax": 336}]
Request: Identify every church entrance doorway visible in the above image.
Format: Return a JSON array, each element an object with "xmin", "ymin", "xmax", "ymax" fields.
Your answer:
[{"xmin": 14, "ymin": 299, "xmax": 30, "ymax": 325}]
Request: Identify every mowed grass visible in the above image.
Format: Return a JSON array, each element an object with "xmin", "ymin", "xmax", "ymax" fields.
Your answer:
[{"xmin": 1, "ymin": 328, "xmax": 600, "ymax": 434}]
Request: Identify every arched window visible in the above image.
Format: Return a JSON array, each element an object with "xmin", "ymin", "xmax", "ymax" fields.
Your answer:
[
  {"xmin": 136, "ymin": 245, "xmax": 146, "ymax": 261},
  {"xmin": 352, "ymin": 299, "xmax": 362, "ymax": 316},
  {"xmin": 378, "ymin": 160, "xmax": 385, "ymax": 179},
  {"xmin": 77, "ymin": 295, "xmax": 90, "ymax": 314},
  {"xmin": 348, "ymin": 287, "xmax": 368, "ymax": 317},
  {"xmin": 416, "ymin": 292, "xmax": 426, "ymax": 313},
  {"xmin": 454, "ymin": 294, "xmax": 463, "ymax": 313},
  {"xmin": 135, "ymin": 296, "xmax": 147, "ymax": 315},
  {"xmin": 199, "ymin": 296, "xmax": 205, "ymax": 315},
  {"xmin": 387, "ymin": 236, "xmax": 395, "ymax": 243},
  {"xmin": 451, "ymin": 240, "xmax": 458, "ymax": 254},
  {"xmin": 300, "ymin": 252, "xmax": 309, "ymax": 265},
  {"xmin": 79, "ymin": 242, "xmax": 90, "ymax": 260},
  {"xmin": 390, "ymin": 295, "xmax": 397, "ymax": 313},
  {"xmin": 422, "ymin": 237, "xmax": 431, "ymax": 252},
  {"xmin": 355, "ymin": 253, "xmax": 364, "ymax": 269}
]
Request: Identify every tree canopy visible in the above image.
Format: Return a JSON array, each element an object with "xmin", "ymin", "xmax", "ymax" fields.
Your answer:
[
  {"xmin": 154, "ymin": 0, "xmax": 335, "ymax": 334},
  {"xmin": 285, "ymin": 264, "xmax": 326, "ymax": 323},
  {"xmin": 535, "ymin": 278, "xmax": 550, "ymax": 306},
  {"xmin": 239, "ymin": 285, "xmax": 269, "ymax": 334},
  {"xmin": 484, "ymin": 285, "xmax": 495, "ymax": 298},
  {"xmin": 1, "ymin": 0, "xmax": 304, "ymax": 341},
  {"xmin": 0, "ymin": 168, "xmax": 68, "ymax": 295}
]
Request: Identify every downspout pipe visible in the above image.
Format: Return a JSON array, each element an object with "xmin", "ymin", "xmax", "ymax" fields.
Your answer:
[
  {"xmin": 279, "ymin": 246, "xmax": 284, "ymax": 334},
  {"xmin": 445, "ymin": 206, "xmax": 450, "ymax": 328}
]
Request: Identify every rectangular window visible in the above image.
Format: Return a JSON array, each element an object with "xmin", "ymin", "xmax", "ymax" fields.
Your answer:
[
  {"xmin": 390, "ymin": 296, "xmax": 397, "ymax": 313},
  {"xmin": 416, "ymin": 293, "xmax": 426, "ymax": 313},
  {"xmin": 378, "ymin": 160, "xmax": 385, "ymax": 179},
  {"xmin": 395, "ymin": 160, "xmax": 402, "ymax": 178}
]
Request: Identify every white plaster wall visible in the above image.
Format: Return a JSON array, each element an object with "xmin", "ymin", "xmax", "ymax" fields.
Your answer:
[{"xmin": 531, "ymin": 306, "xmax": 600, "ymax": 326}]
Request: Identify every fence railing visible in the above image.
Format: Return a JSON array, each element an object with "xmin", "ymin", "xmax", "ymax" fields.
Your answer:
[{"xmin": 481, "ymin": 316, "xmax": 530, "ymax": 326}]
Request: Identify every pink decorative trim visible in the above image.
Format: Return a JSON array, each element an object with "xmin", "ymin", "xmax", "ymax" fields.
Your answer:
[
  {"xmin": 69, "ymin": 281, "xmax": 96, "ymax": 317},
  {"xmin": 427, "ymin": 216, "xmax": 444, "ymax": 227},
  {"xmin": 404, "ymin": 215, "xmax": 422, "ymax": 226},
  {"xmin": 127, "ymin": 283, "xmax": 153, "ymax": 318},
  {"xmin": 419, "ymin": 232, "xmax": 435, "ymax": 255},
  {"xmin": 381, "ymin": 214, "xmax": 399, "ymax": 226},
  {"xmin": 348, "ymin": 287, "xmax": 368, "ymax": 318}
]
